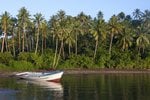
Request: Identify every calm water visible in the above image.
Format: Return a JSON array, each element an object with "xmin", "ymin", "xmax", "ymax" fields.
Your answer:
[{"xmin": 0, "ymin": 74, "xmax": 150, "ymax": 100}]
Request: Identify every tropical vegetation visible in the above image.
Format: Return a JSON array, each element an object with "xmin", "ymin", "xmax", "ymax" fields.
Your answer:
[{"xmin": 0, "ymin": 7, "xmax": 150, "ymax": 70}]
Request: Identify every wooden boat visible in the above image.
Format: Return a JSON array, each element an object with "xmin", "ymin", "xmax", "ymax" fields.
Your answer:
[{"xmin": 15, "ymin": 70, "xmax": 63, "ymax": 82}]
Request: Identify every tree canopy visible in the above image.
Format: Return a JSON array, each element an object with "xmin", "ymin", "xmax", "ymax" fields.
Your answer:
[{"xmin": 0, "ymin": 7, "xmax": 150, "ymax": 70}]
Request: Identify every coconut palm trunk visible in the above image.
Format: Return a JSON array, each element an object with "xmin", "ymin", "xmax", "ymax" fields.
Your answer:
[
  {"xmin": 75, "ymin": 33, "xmax": 78, "ymax": 55},
  {"xmin": 1, "ymin": 31, "xmax": 6, "ymax": 53},
  {"xmin": 42, "ymin": 35, "xmax": 44, "ymax": 54},
  {"xmin": 109, "ymin": 34, "xmax": 114, "ymax": 55},
  {"xmin": 34, "ymin": 13, "xmax": 44, "ymax": 54},
  {"xmin": 68, "ymin": 43, "xmax": 71, "ymax": 55},
  {"xmin": 12, "ymin": 26, "xmax": 15, "ymax": 57},
  {"xmin": 22, "ymin": 26, "xmax": 25, "ymax": 52},
  {"xmin": 1, "ymin": 11, "xmax": 10, "ymax": 53},
  {"xmin": 55, "ymin": 40, "xmax": 64, "ymax": 68},
  {"xmin": 53, "ymin": 38, "xmax": 58, "ymax": 68},
  {"xmin": 35, "ymin": 25, "xmax": 40, "ymax": 54},
  {"xmin": 18, "ymin": 29, "xmax": 21, "ymax": 52},
  {"xmin": 94, "ymin": 39, "xmax": 98, "ymax": 59}
]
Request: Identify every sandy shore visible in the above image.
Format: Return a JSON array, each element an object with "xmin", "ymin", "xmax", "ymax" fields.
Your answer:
[{"xmin": 0, "ymin": 69, "xmax": 150, "ymax": 77}]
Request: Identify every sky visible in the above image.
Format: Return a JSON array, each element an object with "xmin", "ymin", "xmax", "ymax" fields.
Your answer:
[{"xmin": 0, "ymin": 0, "xmax": 150, "ymax": 21}]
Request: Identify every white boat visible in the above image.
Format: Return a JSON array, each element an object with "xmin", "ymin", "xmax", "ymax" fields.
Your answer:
[{"xmin": 16, "ymin": 70, "xmax": 64, "ymax": 82}]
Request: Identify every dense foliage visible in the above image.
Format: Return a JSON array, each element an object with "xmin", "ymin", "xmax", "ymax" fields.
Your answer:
[{"xmin": 0, "ymin": 7, "xmax": 150, "ymax": 70}]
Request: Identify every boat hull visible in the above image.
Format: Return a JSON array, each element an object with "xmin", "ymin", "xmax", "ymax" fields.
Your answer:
[{"xmin": 16, "ymin": 71, "xmax": 63, "ymax": 82}]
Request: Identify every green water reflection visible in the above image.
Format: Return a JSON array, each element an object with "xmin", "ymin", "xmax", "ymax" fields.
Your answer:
[
  {"xmin": 62, "ymin": 74, "xmax": 150, "ymax": 100},
  {"xmin": 0, "ymin": 74, "xmax": 150, "ymax": 100}
]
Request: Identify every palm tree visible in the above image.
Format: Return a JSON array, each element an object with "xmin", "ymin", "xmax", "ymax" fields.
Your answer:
[
  {"xmin": 136, "ymin": 33, "xmax": 149, "ymax": 53},
  {"xmin": 136, "ymin": 26, "xmax": 149, "ymax": 53},
  {"xmin": 64, "ymin": 16, "xmax": 75, "ymax": 55},
  {"xmin": 49, "ymin": 10, "xmax": 67, "ymax": 68},
  {"xmin": 97, "ymin": 11, "xmax": 103, "ymax": 20},
  {"xmin": 91, "ymin": 11, "xmax": 107, "ymax": 59},
  {"xmin": 41, "ymin": 20, "xmax": 48, "ymax": 54},
  {"xmin": 143, "ymin": 10, "xmax": 150, "ymax": 21},
  {"xmin": 108, "ymin": 15, "xmax": 122, "ymax": 54},
  {"xmin": 117, "ymin": 28, "xmax": 133, "ymax": 51},
  {"xmin": 10, "ymin": 17, "xmax": 17, "ymax": 56},
  {"xmin": 72, "ymin": 16, "xmax": 80, "ymax": 55},
  {"xmin": 34, "ymin": 13, "xmax": 44, "ymax": 54},
  {"xmin": 76, "ymin": 12, "xmax": 91, "ymax": 55},
  {"xmin": 133, "ymin": 9, "xmax": 144, "ymax": 20},
  {"xmin": 26, "ymin": 20, "xmax": 35, "ymax": 52},
  {"xmin": 125, "ymin": 15, "xmax": 132, "ymax": 22},
  {"xmin": 117, "ymin": 12, "xmax": 125, "ymax": 22},
  {"xmin": 55, "ymin": 10, "xmax": 67, "ymax": 67},
  {"xmin": 143, "ymin": 10, "xmax": 150, "ymax": 34},
  {"xmin": 49, "ymin": 15, "xmax": 59, "ymax": 68},
  {"xmin": 0, "ymin": 11, "xmax": 11, "ymax": 53},
  {"xmin": 17, "ymin": 7, "xmax": 30, "ymax": 52},
  {"xmin": 133, "ymin": 9, "xmax": 142, "ymax": 20}
]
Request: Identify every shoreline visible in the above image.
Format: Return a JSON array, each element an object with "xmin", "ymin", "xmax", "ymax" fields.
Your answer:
[
  {"xmin": 0, "ymin": 69, "xmax": 150, "ymax": 77},
  {"xmin": 63, "ymin": 69, "xmax": 150, "ymax": 74}
]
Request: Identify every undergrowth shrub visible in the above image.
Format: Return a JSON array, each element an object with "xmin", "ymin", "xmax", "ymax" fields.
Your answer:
[{"xmin": 10, "ymin": 60, "xmax": 34, "ymax": 71}]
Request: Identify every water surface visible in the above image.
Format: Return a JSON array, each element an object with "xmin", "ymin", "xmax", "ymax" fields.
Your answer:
[{"xmin": 0, "ymin": 73, "xmax": 150, "ymax": 100}]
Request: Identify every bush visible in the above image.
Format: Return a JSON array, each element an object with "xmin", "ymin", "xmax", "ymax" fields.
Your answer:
[
  {"xmin": 30, "ymin": 53, "xmax": 43, "ymax": 69},
  {"xmin": 18, "ymin": 52, "xmax": 31, "ymax": 61},
  {"xmin": 18, "ymin": 52, "xmax": 43, "ymax": 69},
  {"xmin": 95, "ymin": 47, "xmax": 110, "ymax": 68},
  {"xmin": 0, "ymin": 52, "xmax": 13, "ymax": 65},
  {"xmin": 107, "ymin": 50, "xmax": 135, "ymax": 69},
  {"xmin": 58, "ymin": 54, "xmax": 95, "ymax": 69},
  {"xmin": 145, "ymin": 57, "xmax": 150, "ymax": 69},
  {"xmin": 0, "ymin": 63, "xmax": 7, "ymax": 69},
  {"xmin": 10, "ymin": 60, "xmax": 34, "ymax": 71},
  {"xmin": 41, "ymin": 49, "xmax": 54, "ymax": 69}
]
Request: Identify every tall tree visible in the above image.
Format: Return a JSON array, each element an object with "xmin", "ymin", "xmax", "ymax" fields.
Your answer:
[
  {"xmin": 117, "ymin": 28, "xmax": 133, "ymax": 51},
  {"xmin": 34, "ymin": 13, "xmax": 44, "ymax": 54},
  {"xmin": 10, "ymin": 17, "xmax": 17, "ymax": 56},
  {"xmin": 55, "ymin": 10, "xmax": 67, "ymax": 67},
  {"xmin": 72, "ymin": 16, "xmax": 80, "ymax": 55},
  {"xmin": 125, "ymin": 15, "xmax": 132, "ymax": 22},
  {"xmin": 26, "ymin": 20, "xmax": 35, "ymax": 52},
  {"xmin": 64, "ymin": 16, "xmax": 75, "ymax": 55},
  {"xmin": 91, "ymin": 11, "xmax": 107, "ymax": 59},
  {"xmin": 0, "ymin": 11, "xmax": 11, "ymax": 53},
  {"xmin": 41, "ymin": 20, "xmax": 48, "ymax": 54},
  {"xmin": 97, "ymin": 11, "xmax": 103, "ymax": 20},
  {"xmin": 17, "ymin": 7, "xmax": 30, "ymax": 52},
  {"xmin": 143, "ymin": 10, "xmax": 150, "ymax": 34},
  {"xmin": 136, "ymin": 26, "xmax": 149, "ymax": 53},
  {"xmin": 143, "ymin": 10, "xmax": 150, "ymax": 21},
  {"xmin": 49, "ymin": 15, "xmax": 59, "ymax": 68},
  {"xmin": 117, "ymin": 12, "xmax": 125, "ymax": 22},
  {"xmin": 133, "ymin": 9, "xmax": 144, "ymax": 20},
  {"xmin": 76, "ymin": 12, "xmax": 91, "ymax": 54},
  {"xmin": 49, "ymin": 10, "xmax": 67, "ymax": 68},
  {"xmin": 108, "ymin": 15, "xmax": 122, "ymax": 54}
]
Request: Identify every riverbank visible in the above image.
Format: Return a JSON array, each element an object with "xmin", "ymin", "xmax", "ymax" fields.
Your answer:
[
  {"xmin": 0, "ymin": 69, "xmax": 150, "ymax": 77},
  {"xmin": 64, "ymin": 69, "xmax": 150, "ymax": 74}
]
